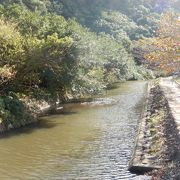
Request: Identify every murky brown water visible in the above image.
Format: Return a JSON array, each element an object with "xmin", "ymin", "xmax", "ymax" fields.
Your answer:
[{"xmin": 0, "ymin": 81, "xmax": 151, "ymax": 180}]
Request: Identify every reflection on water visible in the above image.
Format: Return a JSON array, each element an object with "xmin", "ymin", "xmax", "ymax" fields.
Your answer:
[{"xmin": 0, "ymin": 81, "xmax": 151, "ymax": 179}]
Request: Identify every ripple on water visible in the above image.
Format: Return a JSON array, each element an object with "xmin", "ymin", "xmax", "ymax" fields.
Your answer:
[{"xmin": 0, "ymin": 81, "xmax": 151, "ymax": 179}]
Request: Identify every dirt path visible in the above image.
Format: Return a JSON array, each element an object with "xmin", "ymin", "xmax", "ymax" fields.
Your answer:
[{"xmin": 159, "ymin": 77, "xmax": 180, "ymax": 136}]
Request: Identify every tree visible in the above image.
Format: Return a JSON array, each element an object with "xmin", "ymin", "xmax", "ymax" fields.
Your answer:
[
  {"xmin": 15, "ymin": 33, "xmax": 73, "ymax": 95},
  {"xmin": 144, "ymin": 12, "xmax": 180, "ymax": 74},
  {"xmin": 0, "ymin": 18, "xmax": 24, "ymax": 90}
]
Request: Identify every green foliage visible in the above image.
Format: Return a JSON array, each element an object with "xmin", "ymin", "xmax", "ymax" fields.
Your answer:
[
  {"xmin": 128, "ymin": 5, "xmax": 160, "ymax": 37},
  {"xmin": 0, "ymin": 5, "xmax": 75, "ymax": 97},
  {"xmin": 0, "ymin": 0, "xmax": 48, "ymax": 12},
  {"xmin": 0, "ymin": 18, "xmax": 24, "ymax": 67},
  {"xmin": 1, "ymin": 4, "xmax": 68, "ymax": 38},
  {"xmin": 67, "ymin": 20, "xmax": 138, "ymax": 94},
  {"xmin": 94, "ymin": 11, "xmax": 138, "ymax": 41},
  {"xmin": 47, "ymin": 0, "xmax": 160, "ymax": 40},
  {"xmin": 0, "ymin": 93, "xmax": 33, "ymax": 126},
  {"xmin": 16, "ymin": 33, "xmax": 73, "ymax": 93}
]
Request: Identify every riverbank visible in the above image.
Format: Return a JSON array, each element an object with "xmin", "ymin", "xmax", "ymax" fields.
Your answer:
[
  {"xmin": 0, "ymin": 95, "xmax": 86, "ymax": 134},
  {"xmin": 0, "ymin": 89, "xmax": 116, "ymax": 134},
  {"xmin": 129, "ymin": 78, "xmax": 180, "ymax": 179}
]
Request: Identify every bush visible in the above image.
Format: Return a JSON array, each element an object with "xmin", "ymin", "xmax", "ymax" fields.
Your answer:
[
  {"xmin": 0, "ymin": 18, "xmax": 24, "ymax": 67},
  {"xmin": 0, "ymin": 93, "xmax": 33, "ymax": 127}
]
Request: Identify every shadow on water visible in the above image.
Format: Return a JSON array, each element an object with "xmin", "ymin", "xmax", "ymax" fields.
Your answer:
[
  {"xmin": 0, "ymin": 99, "xmax": 115, "ymax": 140},
  {"xmin": 0, "ymin": 110, "xmax": 78, "ymax": 139},
  {"xmin": 0, "ymin": 122, "xmax": 56, "ymax": 139}
]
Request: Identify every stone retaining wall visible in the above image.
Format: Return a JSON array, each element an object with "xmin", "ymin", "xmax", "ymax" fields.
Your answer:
[
  {"xmin": 129, "ymin": 78, "xmax": 180, "ymax": 174},
  {"xmin": 129, "ymin": 81, "xmax": 162, "ymax": 174}
]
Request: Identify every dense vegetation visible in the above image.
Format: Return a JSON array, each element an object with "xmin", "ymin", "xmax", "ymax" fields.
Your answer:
[{"xmin": 0, "ymin": 0, "xmax": 179, "ymax": 127}]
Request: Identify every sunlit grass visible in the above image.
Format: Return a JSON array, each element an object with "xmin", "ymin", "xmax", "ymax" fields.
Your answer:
[{"xmin": 176, "ymin": 78, "xmax": 180, "ymax": 83}]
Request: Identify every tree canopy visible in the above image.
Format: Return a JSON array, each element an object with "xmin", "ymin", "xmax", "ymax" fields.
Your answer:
[{"xmin": 142, "ymin": 12, "xmax": 180, "ymax": 74}]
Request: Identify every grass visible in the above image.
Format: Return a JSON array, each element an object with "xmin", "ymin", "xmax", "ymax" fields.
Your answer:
[
  {"xmin": 175, "ymin": 77, "xmax": 180, "ymax": 84},
  {"xmin": 148, "ymin": 110, "xmax": 165, "ymax": 155}
]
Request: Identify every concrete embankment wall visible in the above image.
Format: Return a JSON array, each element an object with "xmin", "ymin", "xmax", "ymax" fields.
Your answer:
[
  {"xmin": 129, "ymin": 81, "xmax": 161, "ymax": 173},
  {"xmin": 129, "ymin": 78, "xmax": 180, "ymax": 174}
]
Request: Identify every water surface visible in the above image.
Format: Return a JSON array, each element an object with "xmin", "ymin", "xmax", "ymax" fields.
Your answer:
[{"xmin": 0, "ymin": 81, "xmax": 151, "ymax": 179}]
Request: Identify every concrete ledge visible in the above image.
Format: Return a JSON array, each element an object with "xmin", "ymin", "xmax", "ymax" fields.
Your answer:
[
  {"xmin": 129, "ymin": 164, "xmax": 161, "ymax": 174},
  {"xmin": 129, "ymin": 81, "xmax": 162, "ymax": 174}
]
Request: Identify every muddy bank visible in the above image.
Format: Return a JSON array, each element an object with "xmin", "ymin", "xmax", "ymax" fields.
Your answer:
[{"xmin": 129, "ymin": 80, "xmax": 180, "ymax": 179}]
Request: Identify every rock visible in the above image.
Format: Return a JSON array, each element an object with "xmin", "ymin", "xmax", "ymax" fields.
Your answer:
[{"xmin": 7, "ymin": 123, "xmax": 13, "ymax": 130}]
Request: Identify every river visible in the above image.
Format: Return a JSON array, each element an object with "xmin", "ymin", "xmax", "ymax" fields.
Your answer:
[{"xmin": 0, "ymin": 81, "xmax": 151, "ymax": 180}]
